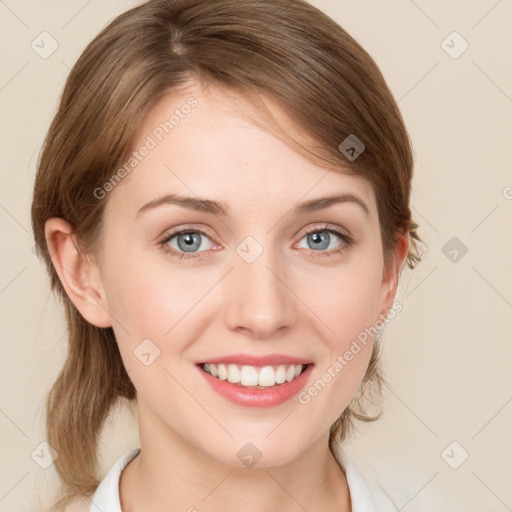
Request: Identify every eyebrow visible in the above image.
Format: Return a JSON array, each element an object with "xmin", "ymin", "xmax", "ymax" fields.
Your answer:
[{"xmin": 136, "ymin": 192, "xmax": 370, "ymax": 218}]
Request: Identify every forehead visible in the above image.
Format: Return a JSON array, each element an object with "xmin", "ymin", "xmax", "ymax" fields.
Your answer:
[{"xmin": 104, "ymin": 80, "xmax": 376, "ymax": 220}]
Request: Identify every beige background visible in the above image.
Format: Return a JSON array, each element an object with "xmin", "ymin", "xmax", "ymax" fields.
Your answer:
[{"xmin": 1, "ymin": 0, "xmax": 511, "ymax": 510}]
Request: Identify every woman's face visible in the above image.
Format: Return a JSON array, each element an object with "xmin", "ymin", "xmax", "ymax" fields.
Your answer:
[{"xmin": 93, "ymin": 80, "xmax": 404, "ymax": 467}]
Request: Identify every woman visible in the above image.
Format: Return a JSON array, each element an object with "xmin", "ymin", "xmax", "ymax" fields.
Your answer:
[{"xmin": 31, "ymin": 0, "xmax": 423, "ymax": 510}]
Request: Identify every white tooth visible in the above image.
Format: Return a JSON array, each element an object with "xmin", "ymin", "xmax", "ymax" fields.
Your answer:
[
  {"xmin": 240, "ymin": 365, "xmax": 259, "ymax": 386},
  {"xmin": 275, "ymin": 365, "xmax": 287, "ymax": 384},
  {"xmin": 211, "ymin": 363, "xmax": 303, "ymax": 387},
  {"xmin": 258, "ymin": 366, "xmax": 277, "ymax": 387},
  {"xmin": 227, "ymin": 364, "xmax": 241, "ymax": 383},
  {"xmin": 218, "ymin": 364, "xmax": 228, "ymax": 380}
]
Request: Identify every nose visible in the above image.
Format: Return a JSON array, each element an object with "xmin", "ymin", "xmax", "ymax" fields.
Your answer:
[{"xmin": 223, "ymin": 246, "xmax": 297, "ymax": 339}]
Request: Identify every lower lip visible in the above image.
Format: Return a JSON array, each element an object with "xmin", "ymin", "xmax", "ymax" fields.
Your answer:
[{"xmin": 196, "ymin": 364, "xmax": 314, "ymax": 408}]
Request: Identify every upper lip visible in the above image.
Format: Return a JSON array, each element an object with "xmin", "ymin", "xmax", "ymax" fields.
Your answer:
[{"xmin": 198, "ymin": 353, "xmax": 313, "ymax": 367}]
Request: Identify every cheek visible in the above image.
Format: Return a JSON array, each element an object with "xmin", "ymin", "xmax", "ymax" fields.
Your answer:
[
  {"xmin": 302, "ymin": 260, "xmax": 382, "ymax": 346},
  {"xmin": 103, "ymin": 260, "xmax": 206, "ymax": 401},
  {"xmin": 104, "ymin": 254, "xmax": 211, "ymax": 338},
  {"xmin": 297, "ymin": 258, "xmax": 381, "ymax": 406}
]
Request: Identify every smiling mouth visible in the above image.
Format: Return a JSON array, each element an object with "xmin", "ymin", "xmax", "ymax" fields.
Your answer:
[{"xmin": 199, "ymin": 362, "xmax": 312, "ymax": 389}]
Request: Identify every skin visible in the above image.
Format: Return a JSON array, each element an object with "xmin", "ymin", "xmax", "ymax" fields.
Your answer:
[{"xmin": 46, "ymin": 78, "xmax": 409, "ymax": 512}]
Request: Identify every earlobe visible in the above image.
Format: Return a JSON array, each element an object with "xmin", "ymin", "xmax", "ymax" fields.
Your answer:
[
  {"xmin": 377, "ymin": 231, "xmax": 410, "ymax": 319},
  {"xmin": 44, "ymin": 218, "xmax": 112, "ymax": 328}
]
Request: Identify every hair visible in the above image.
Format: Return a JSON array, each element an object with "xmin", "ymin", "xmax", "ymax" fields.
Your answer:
[{"xmin": 31, "ymin": 0, "xmax": 424, "ymax": 509}]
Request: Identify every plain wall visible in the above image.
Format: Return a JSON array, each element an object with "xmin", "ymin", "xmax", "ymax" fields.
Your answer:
[{"xmin": 1, "ymin": 1, "xmax": 511, "ymax": 510}]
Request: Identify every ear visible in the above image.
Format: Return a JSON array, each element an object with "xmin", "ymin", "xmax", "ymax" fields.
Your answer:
[
  {"xmin": 376, "ymin": 230, "xmax": 410, "ymax": 320},
  {"xmin": 44, "ymin": 217, "xmax": 112, "ymax": 328}
]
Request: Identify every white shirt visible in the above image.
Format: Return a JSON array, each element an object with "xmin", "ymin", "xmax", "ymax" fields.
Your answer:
[{"xmin": 90, "ymin": 441, "xmax": 398, "ymax": 512}]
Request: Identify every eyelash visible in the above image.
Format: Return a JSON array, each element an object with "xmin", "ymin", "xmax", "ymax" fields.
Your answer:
[{"xmin": 157, "ymin": 224, "xmax": 355, "ymax": 260}]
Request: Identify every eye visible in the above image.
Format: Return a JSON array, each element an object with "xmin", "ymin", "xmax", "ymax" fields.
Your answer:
[
  {"xmin": 158, "ymin": 227, "xmax": 217, "ymax": 260},
  {"xmin": 296, "ymin": 224, "xmax": 355, "ymax": 258},
  {"xmin": 158, "ymin": 224, "xmax": 355, "ymax": 260}
]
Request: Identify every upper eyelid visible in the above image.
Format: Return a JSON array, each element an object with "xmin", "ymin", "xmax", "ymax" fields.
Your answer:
[{"xmin": 160, "ymin": 225, "xmax": 219, "ymax": 244}]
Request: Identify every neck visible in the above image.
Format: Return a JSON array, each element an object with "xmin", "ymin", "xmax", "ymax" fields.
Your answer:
[{"xmin": 119, "ymin": 403, "xmax": 351, "ymax": 512}]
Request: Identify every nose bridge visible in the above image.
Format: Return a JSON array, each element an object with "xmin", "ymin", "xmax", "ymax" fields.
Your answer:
[{"xmin": 224, "ymin": 235, "xmax": 295, "ymax": 337}]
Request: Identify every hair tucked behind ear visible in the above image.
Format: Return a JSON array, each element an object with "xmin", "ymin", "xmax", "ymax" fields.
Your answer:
[{"xmin": 31, "ymin": 0, "xmax": 424, "ymax": 508}]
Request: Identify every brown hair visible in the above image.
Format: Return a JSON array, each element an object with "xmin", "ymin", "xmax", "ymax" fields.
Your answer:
[{"xmin": 31, "ymin": 0, "xmax": 424, "ymax": 509}]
